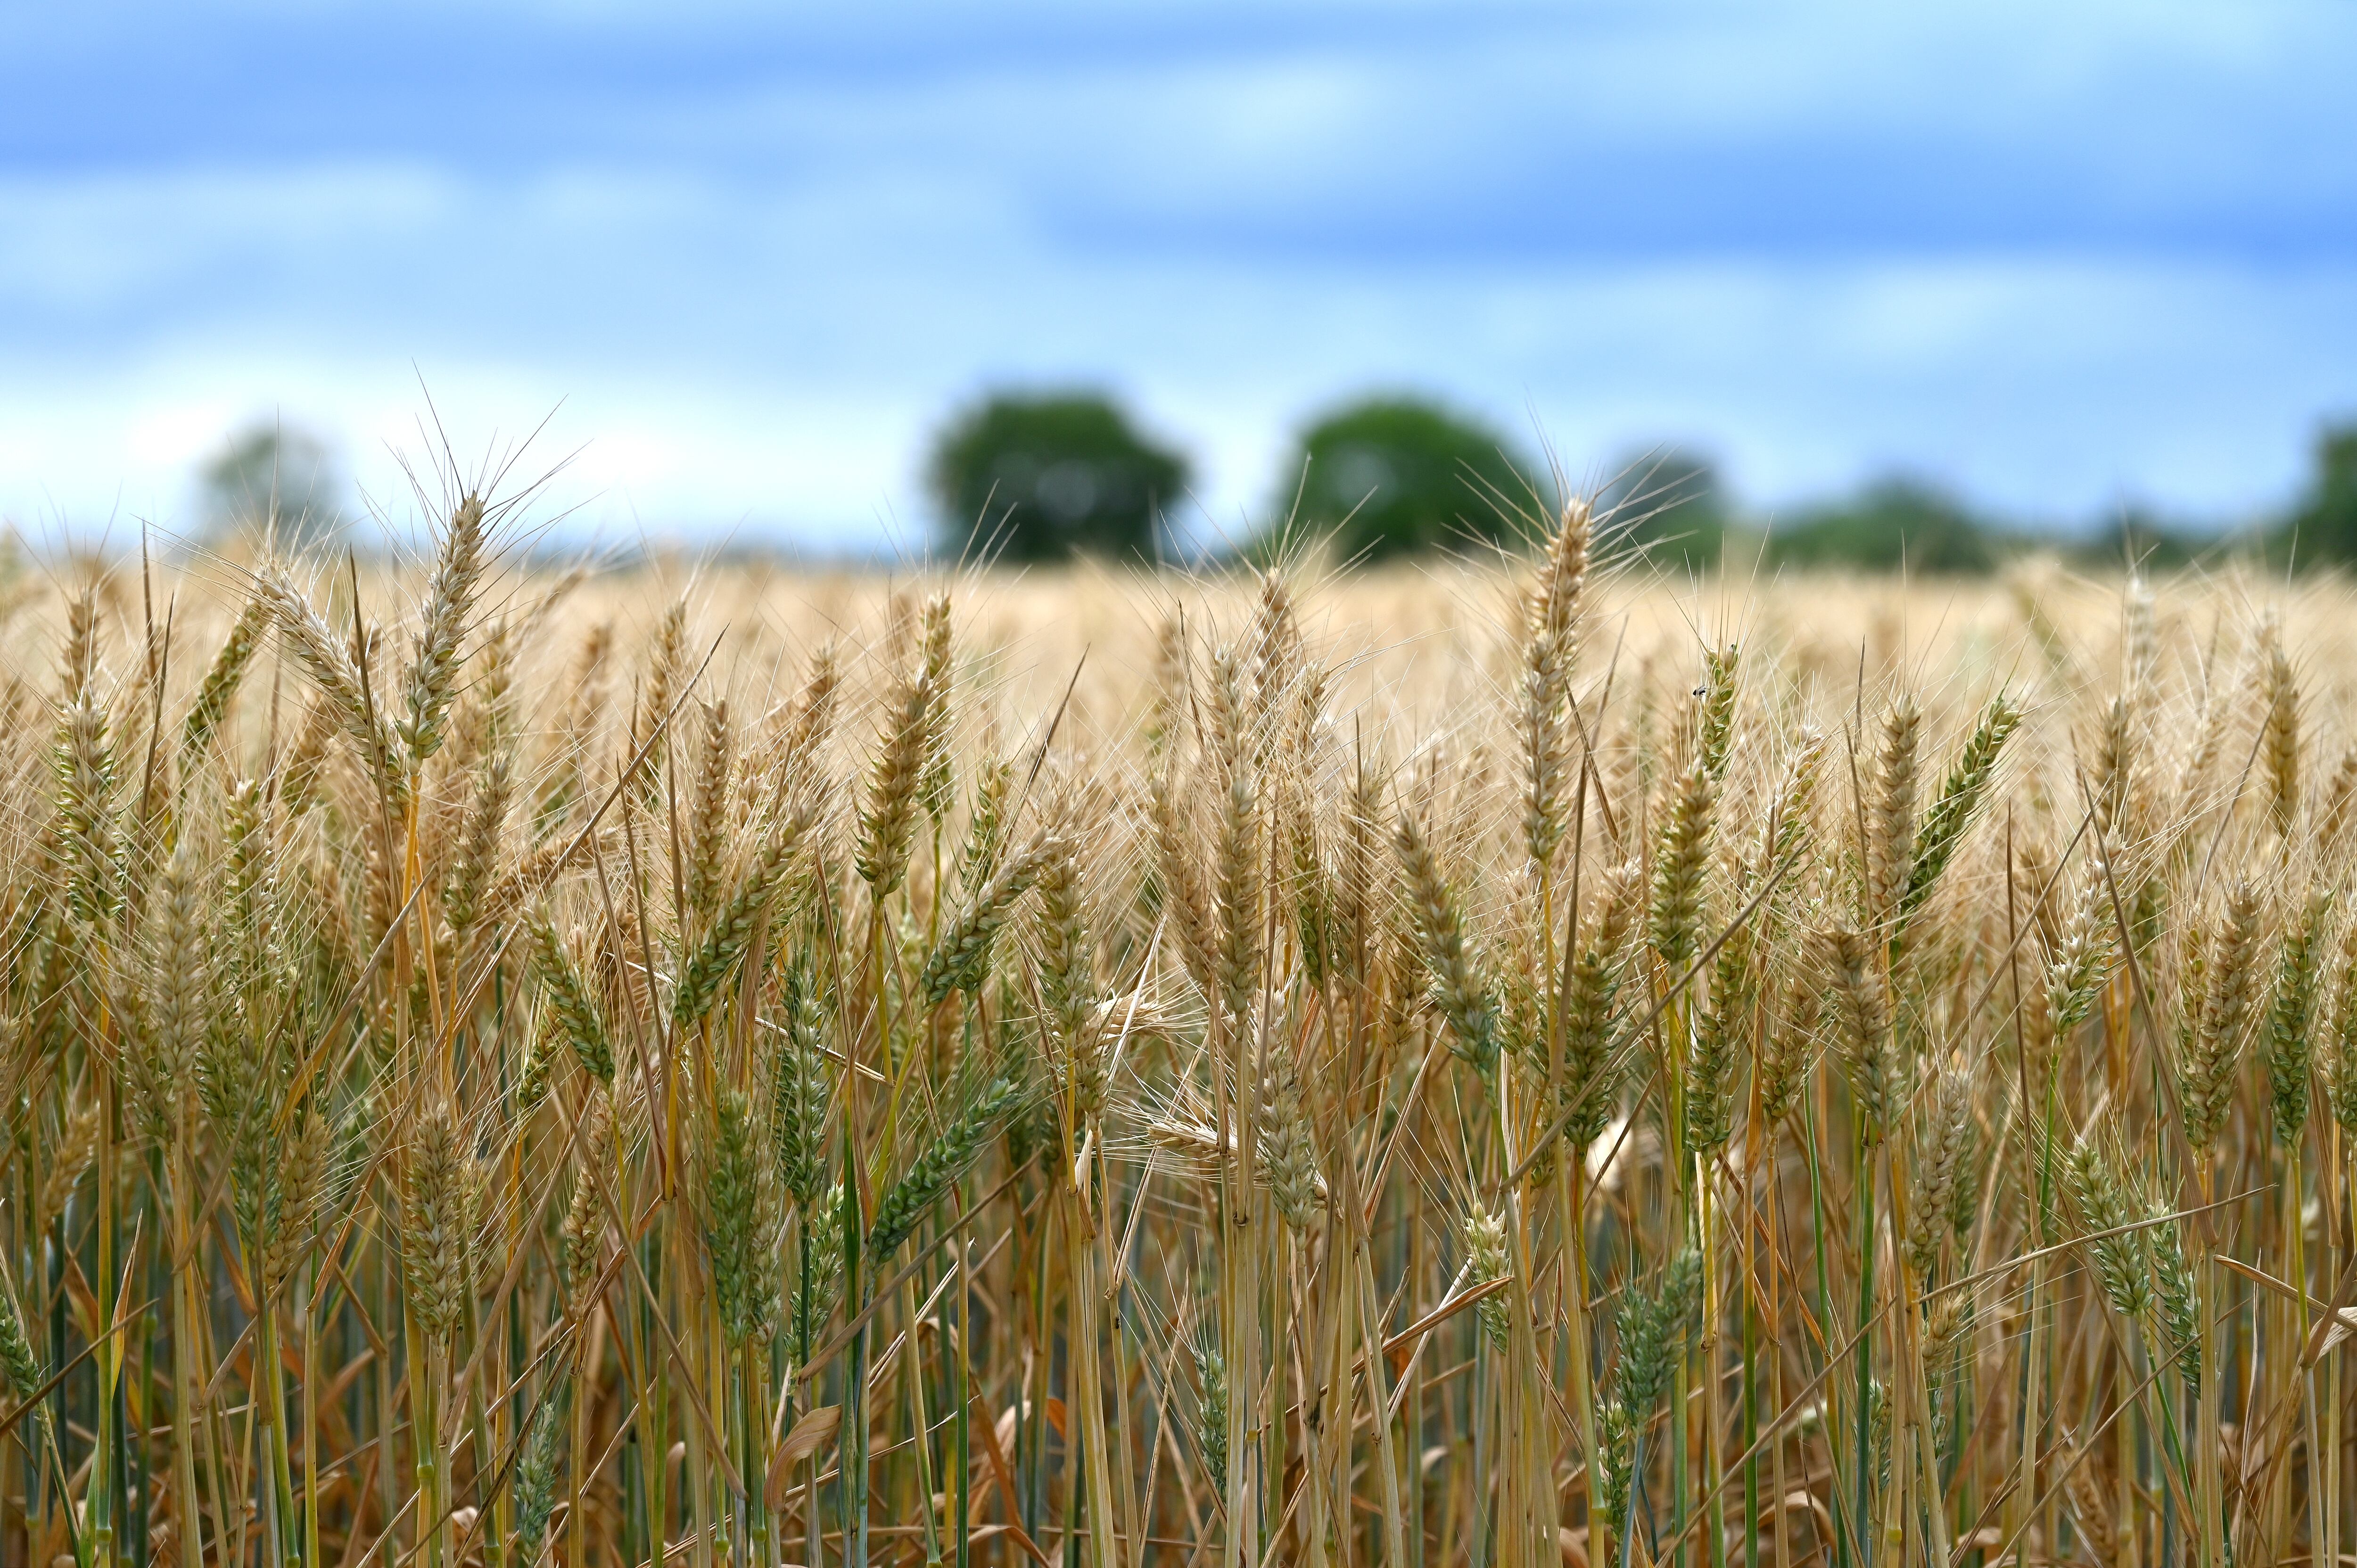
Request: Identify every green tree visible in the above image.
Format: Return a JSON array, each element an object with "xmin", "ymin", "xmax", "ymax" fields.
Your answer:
[
  {"xmin": 1769, "ymin": 476, "xmax": 2002, "ymax": 574},
  {"xmin": 199, "ymin": 423, "xmax": 349, "ymax": 549},
  {"xmin": 2280, "ymin": 422, "xmax": 2357, "ymax": 566},
  {"xmin": 1277, "ymin": 396, "xmax": 1532, "ymax": 562},
  {"xmin": 1597, "ymin": 449, "xmax": 1728, "ymax": 570},
  {"xmin": 929, "ymin": 392, "xmax": 1190, "ymax": 563}
]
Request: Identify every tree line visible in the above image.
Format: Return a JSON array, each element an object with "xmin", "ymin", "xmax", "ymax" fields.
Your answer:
[
  {"xmin": 927, "ymin": 391, "xmax": 2357, "ymax": 573},
  {"xmin": 193, "ymin": 397, "xmax": 2357, "ymax": 572}
]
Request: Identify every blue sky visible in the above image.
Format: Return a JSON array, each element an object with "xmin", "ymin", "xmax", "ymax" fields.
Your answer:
[{"xmin": 2, "ymin": 0, "xmax": 2353, "ymax": 551}]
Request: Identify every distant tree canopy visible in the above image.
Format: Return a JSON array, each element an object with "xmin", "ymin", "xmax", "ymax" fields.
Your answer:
[
  {"xmin": 200, "ymin": 424, "xmax": 349, "ymax": 550},
  {"xmin": 1767, "ymin": 477, "xmax": 2002, "ymax": 574},
  {"xmin": 2281, "ymin": 423, "xmax": 2357, "ymax": 566},
  {"xmin": 1597, "ymin": 450, "xmax": 1728, "ymax": 570},
  {"xmin": 908, "ymin": 390, "xmax": 2357, "ymax": 575},
  {"xmin": 929, "ymin": 392, "xmax": 1190, "ymax": 563},
  {"xmin": 1279, "ymin": 396, "xmax": 1533, "ymax": 562}
]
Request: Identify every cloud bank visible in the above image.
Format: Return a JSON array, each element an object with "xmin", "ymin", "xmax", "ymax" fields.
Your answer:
[{"xmin": 2, "ymin": 0, "xmax": 2352, "ymax": 548}]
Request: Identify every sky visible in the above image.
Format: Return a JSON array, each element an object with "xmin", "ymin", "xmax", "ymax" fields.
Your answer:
[{"xmin": 2, "ymin": 0, "xmax": 2354, "ymax": 554}]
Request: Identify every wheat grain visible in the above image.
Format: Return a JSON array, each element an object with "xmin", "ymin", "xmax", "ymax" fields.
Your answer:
[{"xmin": 7, "ymin": 529, "xmax": 2357, "ymax": 1568}]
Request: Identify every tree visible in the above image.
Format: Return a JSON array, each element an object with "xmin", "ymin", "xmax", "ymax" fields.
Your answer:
[
  {"xmin": 1276, "ymin": 396, "xmax": 1533, "ymax": 562},
  {"xmin": 1596, "ymin": 449, "xmax": 1729, "ymax": 570},
  {"xmin": 929, "ymin": 392, "xmax": 1190, "ymax": 563},
  {"xmin": 1768, "ymin": 476, "xmax": 2001, "ymax": 574},
  {"xmin": 199, "ymin": 423, "xmax": 350, "ymax": 550},
  {"xmin": 2280, "ymin": 422, "xmax": 2357, "ymax": 566}
]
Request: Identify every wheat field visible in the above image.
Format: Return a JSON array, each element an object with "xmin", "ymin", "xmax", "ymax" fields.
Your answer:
[{"xmin": 3, "ymin": 496, "xmax": 2357, "ymax": 1568}]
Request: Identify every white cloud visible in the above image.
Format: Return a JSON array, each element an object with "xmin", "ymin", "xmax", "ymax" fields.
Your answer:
[{"xmin": 3, "ymin": 165, "xmax": 2347, "ymax": 548}]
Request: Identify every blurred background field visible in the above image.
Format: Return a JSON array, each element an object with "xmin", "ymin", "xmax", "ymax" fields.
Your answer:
[{"xmin": 18, "ymin": 536, "xmax": 2357, "ymax": 746}]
